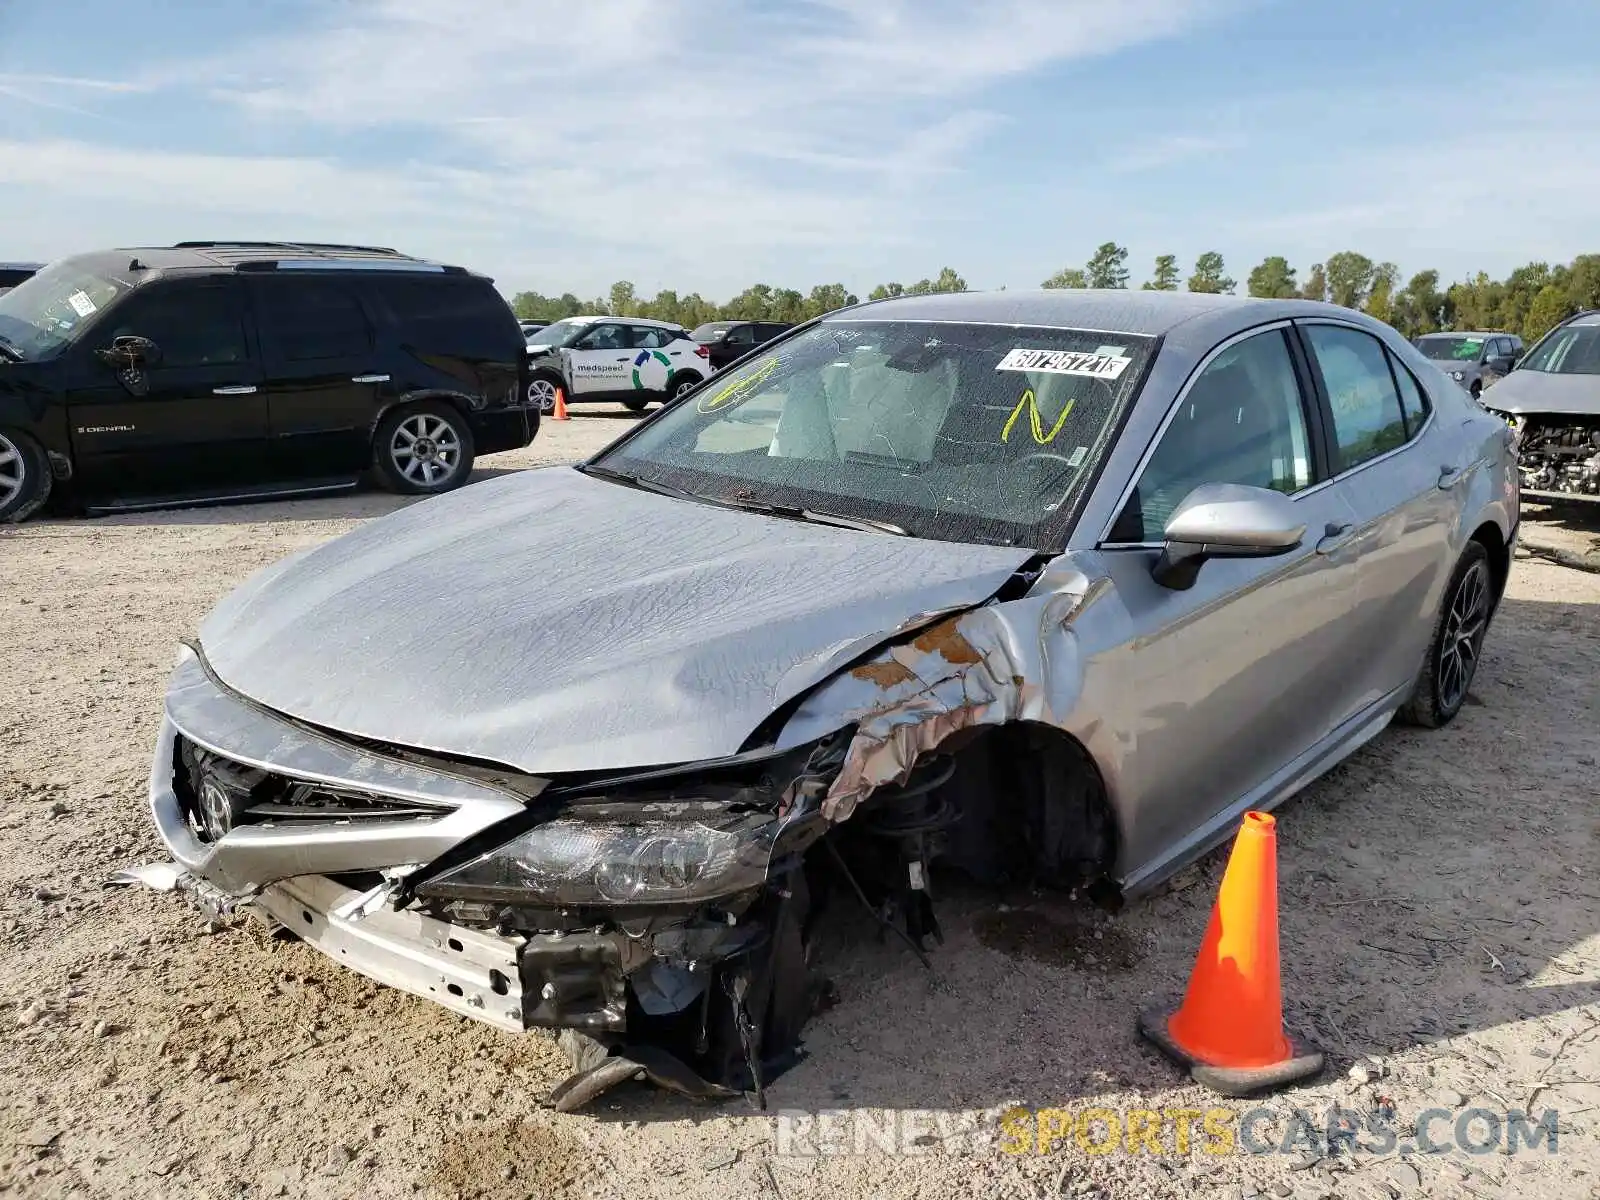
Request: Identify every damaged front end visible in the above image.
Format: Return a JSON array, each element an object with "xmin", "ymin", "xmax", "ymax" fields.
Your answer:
[
  {"xmin": 131, "ymin": 645, "xmax": 917, "ymax": 1111},
  {"xmin": 131, "ymin": 570, "xmax": 1115, "ymax": 1112},
  {"xmin": 1502, "ymin": 411, "xmax": 1600, "ymax": 501}
]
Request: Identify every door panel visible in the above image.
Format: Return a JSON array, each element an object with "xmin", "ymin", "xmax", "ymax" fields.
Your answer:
[
  {"xmin": 1101, "ymin": 494, "xmax": 1362, "ymax": 874},
  {"xmin": 1298, "ymin": 321, "xmax": 1458, "ymax": 708},
  {"xmin": 65, "ymin": 278, "xmax": 271, "ymax": 495},
  {"xmin": 566, "ymin": 322, "xmax": 633, "ymax": 395},
  {"xmin": 1097, "ymin": 324, "xmax": 1368, "ymax": 872},
  {"xmin": 251, "ymin": 277, "xmax": 383, "ymax": 478}
]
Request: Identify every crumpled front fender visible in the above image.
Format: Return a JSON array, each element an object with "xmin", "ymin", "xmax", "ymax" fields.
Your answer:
[{"xmin": 775, "ymin": 566, "xmax": 1105, "ymax": 823}]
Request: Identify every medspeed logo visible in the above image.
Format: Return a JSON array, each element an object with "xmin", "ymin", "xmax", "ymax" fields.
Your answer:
[
  {"xmin": 632, "ymin": 350, "xmax": 671, "ymax": 390},
  {"xmin": 996, "ymin": 348, "xmax": 1131, "ymax": 379}
]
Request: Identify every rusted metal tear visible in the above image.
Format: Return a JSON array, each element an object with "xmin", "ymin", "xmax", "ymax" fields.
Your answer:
[{"xmin": 808, "ymin": 613, "xmax": 1025, "ymax": 823}]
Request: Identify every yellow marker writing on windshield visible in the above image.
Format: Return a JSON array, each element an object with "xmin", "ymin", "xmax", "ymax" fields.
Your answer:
[
  {"xmin": 697, "ymin": 356, "xmax": 779, "ymax": 414},
  {"xmin": 1001, "ymin": 388, "xmax": 1076, "ymax": 444}
]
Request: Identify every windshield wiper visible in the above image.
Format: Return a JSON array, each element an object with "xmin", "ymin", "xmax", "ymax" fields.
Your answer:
[
  {"xmin": 0, "ymin": 335, "xmax": 22, "ymax": 362},
  {"xmin": 712, "ymin": 494, "xmax": 911, "ymax": 537},
  {"xmin": 580, "ymin": 465, "xmax": 911, "ymax": 536},
  {"xmin": 578, "ymin": 463, "xmax": 715, "ymax": 506}
]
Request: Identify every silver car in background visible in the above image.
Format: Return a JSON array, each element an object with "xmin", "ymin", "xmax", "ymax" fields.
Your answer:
[
  {"xmin": 130, "ymin": 290, "xmax": 1520, "ymax": 1109},
  {"xmin": 1478, "ymin": 309, "xmax": 1600, "ymax": 502},
  {"xmin": 1414, "ymin": 330, "xmax": 1523, "ymax": 400}
]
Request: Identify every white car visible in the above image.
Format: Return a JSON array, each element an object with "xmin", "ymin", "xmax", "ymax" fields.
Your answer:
[{"xmin": 525, "ymin": 316, "xmax": 714, "ymax": 413}]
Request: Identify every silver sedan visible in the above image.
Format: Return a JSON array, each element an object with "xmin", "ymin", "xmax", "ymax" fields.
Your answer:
[{"xmin": 130, "ymin": 289, "xmax": 1520, "ymax": 1108}]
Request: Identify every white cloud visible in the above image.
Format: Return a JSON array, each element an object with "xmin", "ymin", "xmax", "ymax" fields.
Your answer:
[{"xmin": 0, "ymin": 0, "xmax": 1240, "ymax": 296}]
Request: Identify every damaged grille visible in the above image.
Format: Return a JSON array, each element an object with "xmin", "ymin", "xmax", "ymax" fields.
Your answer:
[{"xmin": 175, "ymin": 736, "xmax": 451, "ymax": 843}]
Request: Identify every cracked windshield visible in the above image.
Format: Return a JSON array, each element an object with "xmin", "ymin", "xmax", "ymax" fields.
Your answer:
[{"xmin": 597, "ymin": 320, "xmax": 1153, "ymax": 546}]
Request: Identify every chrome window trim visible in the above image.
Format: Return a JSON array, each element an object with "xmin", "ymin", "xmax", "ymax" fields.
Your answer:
[
  {"xmin": 1093, "ymin": 319, "xmax": 1301, "ymax": 546},
  {"xmin": 1094, "ymin": 316, "xmax": 1441, "ymax": 549},
  {"xmin": 1294, "ymin": 316, "xmax": 1438, "ymax": 484}
]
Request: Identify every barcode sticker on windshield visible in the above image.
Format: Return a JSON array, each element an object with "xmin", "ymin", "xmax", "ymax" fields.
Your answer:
[
  {"xmin": 67, "ymin": 291, "xmax": 97, "ymax": 318},
  {"xmin": 996, "ymin": 348, "xmax": 1130, "ymax": 379}
]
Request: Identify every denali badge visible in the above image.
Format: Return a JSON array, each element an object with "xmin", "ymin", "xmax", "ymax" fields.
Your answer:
[{"xmin": 77, "ymin": 424, "xmax": 136, "ymax": 434}]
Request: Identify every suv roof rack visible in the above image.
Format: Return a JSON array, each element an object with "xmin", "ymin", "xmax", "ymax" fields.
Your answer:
[
  {"xmin": 168, "ymin": 240, "xmax": 468, "ymax": 275},
  {"xmin": 173, "ymin": 240, "xmax": 404, "ymax": 256}
]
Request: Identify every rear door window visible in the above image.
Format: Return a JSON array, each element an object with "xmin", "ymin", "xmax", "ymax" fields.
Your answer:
[
  {"xmin": 632, "ymin": 326, "xmax": 676, "ymax": 349},
  {"xmin": 255, "ymin": 280, "xmax": 371, "ymax": 361},
  {"xmin": 724, "ymin": 324, "xmax": 757, "ymax": 347},
  {"xmin": 1389, "ymin": 354, "xmax": 1431, "ymax": 436},
  {"xmin": 1302, "ymin": 324, "xmax": 1409, "ymax": 471}
]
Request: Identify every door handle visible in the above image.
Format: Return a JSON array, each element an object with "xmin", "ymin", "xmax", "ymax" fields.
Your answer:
[
  {"xmin": 615, "ymin": 356, "xmax": 630, "ymax": 362},
  {"xmin": 351, "ymin": 373, "xmax": 390, "ymax": 384},
  {"xmin": 212, "ymin": 385, "xmax": 257, "ymax": 395},
  {"xmin": 1438, "ymin": 464, "xmax": 1467, "ymax": 489},
  {"xmin": 1316, "ymin": 521, "xmax": 1354, "ymax": 555}
]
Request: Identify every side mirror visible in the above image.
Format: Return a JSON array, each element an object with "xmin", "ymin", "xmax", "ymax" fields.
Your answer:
[
  {"xmin": 95, "ymin": 334, "xmax": 161, "ymax": 369},
  {"xmin": 1151, "ymin": 483, "xmax": 1306, "ymax": 591}
]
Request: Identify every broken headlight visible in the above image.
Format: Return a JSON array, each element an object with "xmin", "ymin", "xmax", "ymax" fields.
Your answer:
[{"xmin": 423, "ymin": 814, "xmax": 778, "ymax": 907}]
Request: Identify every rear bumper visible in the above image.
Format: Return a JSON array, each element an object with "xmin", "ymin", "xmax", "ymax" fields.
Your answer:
[{"xmin": 470, "ymin": 407, "xmax": 535, "ymax": 454}]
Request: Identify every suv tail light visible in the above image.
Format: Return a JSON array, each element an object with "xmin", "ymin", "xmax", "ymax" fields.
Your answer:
[{"xmin": 694, "ymin": 344, "xmax": 711, "ymax": 360}]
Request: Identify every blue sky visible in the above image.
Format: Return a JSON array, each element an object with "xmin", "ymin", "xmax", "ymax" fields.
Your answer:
[{"xmin": 3, "ymin": 0, "xmax": 1597, "ymax": 301}]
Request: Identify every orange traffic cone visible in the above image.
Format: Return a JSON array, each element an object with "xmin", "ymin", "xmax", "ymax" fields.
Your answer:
[
  {"xmin": 1137, "ymin": 811, "xmax": 1323, "ymax": 1096},
  {"xmin": 551, "ymin": 387, "xmax": 570, "ymax": 421}
]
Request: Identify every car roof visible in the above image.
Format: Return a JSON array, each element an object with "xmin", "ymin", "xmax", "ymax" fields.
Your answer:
[
  {"xmin": 60, "ymin": 242, "xmax": 487, "ymax": 281},
  {"xmin": 0, "ymin": 261, "xmax": 44, "ymax": 271},
  {"xmin": 563, "ymin": 314, "xmax": 686, "ymax": 331},
  {"xmin": 1562, "ymin": 311, "xmax": 1600, "ymax": 327},
  {"xmin": 826, "ymin": 287, "xmax": 1391, "ymax": 339},
  {"xmin": 1418, "ymin": 330, "xmax": 1512, "ymax": 338}
]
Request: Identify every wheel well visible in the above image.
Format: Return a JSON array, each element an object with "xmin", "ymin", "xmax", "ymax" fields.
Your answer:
[
  {"xmin": 842, "ymin": 722, "xmax": 1122, "ymax": 905},
  {"xmin": 374, "ymin": 393, "xmax": 473, "ymax": 437},
  {"xmin": 1471, "ymin": 520, "xmax": 1510, "ymax": 608}
]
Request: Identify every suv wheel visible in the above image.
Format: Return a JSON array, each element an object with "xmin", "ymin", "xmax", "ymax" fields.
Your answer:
[
  {"xmin": 1397, "ymin": 540, "xmax": 1491, "ymax": 729},
  {"xmin": 374, "ymin": 402, "xmax": 476, "ymax": 495},
  {"xmin": 0, "ymin": 429, "xmax": 52, "ymax": 524}
]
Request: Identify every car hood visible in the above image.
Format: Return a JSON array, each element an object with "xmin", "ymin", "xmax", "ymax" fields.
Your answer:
[
  {"xmin": 1481, "ymin": 369, "xmax": 1600, "ymax": 416},
  {"xmin": 198, "ymin": 467, "xmax": 1034, "ymax": 776}
]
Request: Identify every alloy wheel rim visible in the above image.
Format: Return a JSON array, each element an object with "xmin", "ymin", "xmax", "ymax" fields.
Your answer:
[
  {"xmin": 392, "ymin": 414, "xmax": 462, "ymax": 486},
  {"xmin": 1437, "ymin": 560, "xmax": 1488, "ymax": 712},
  {"xmin": 674, "ymin": 378, "xmax": 696, "ymax": 397},
  {"xmin": 529, "ymin": 378, "xmax": 557, "ymax": 412},
  {"xmin": 0, "ymin": 432, "xmax": 25, "ymax": 508}
]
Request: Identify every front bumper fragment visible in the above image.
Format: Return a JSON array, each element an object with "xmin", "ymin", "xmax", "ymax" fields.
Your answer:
[
  {"xmin": 254, "ymin": 873, "xmax": 529, "ymax": 1032},
  {"xmin": 149, "ymin": 647, "xmax": 531, "ymax": 897}
]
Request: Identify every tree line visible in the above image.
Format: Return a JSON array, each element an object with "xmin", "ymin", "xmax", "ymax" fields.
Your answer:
[{"xmin": 510, "ymin": 248, "xmax": 1600, "ymax": 345}]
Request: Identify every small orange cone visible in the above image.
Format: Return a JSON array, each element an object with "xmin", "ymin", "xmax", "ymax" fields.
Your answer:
[
  {"xmin": 551, "ymin": 387, "xmax": 570, "ymax": 422},
  {"xmin": 1137, "ymin": 811, "xmax": 1323, "ymax": 1096}
]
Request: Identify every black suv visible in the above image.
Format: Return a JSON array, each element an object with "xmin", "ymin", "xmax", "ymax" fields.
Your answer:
[
  {"xmin": 689, "ymin": 320, "xmax": 794, "ymax": 371},
  {"xmin": 0, "ymin": 242, "xmax": 533, "ymax": 523},
  {"xmin": 0, "ymin": 262, "xmax": 42, "ymax": 295}
]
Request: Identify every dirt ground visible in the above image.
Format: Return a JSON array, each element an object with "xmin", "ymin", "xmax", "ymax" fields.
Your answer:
[{"xmin": 2, "ymin": 408, "xmax": 1598, "ymax": 1200}]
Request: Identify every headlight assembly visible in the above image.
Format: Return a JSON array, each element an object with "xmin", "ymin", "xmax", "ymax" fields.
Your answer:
[{"xmin": 422, "ymin": 814, "xmax": 779, "ymax": 906}]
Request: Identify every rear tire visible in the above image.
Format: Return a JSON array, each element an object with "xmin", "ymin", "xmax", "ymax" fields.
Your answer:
[
  {"xmin": 0, "ymin": 429, "xmax": 52, "ymax": 524},
  {"xmin": 1397, "ymin": 541, "xmax": 1491, "ymax": 728},
  {"xmin": 667, "ymin": 371, "xmax": 703, "ymax": 403},
  {"xmin": 373, "ymin": 402, "xmax": 476, "ymax": 496}
]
